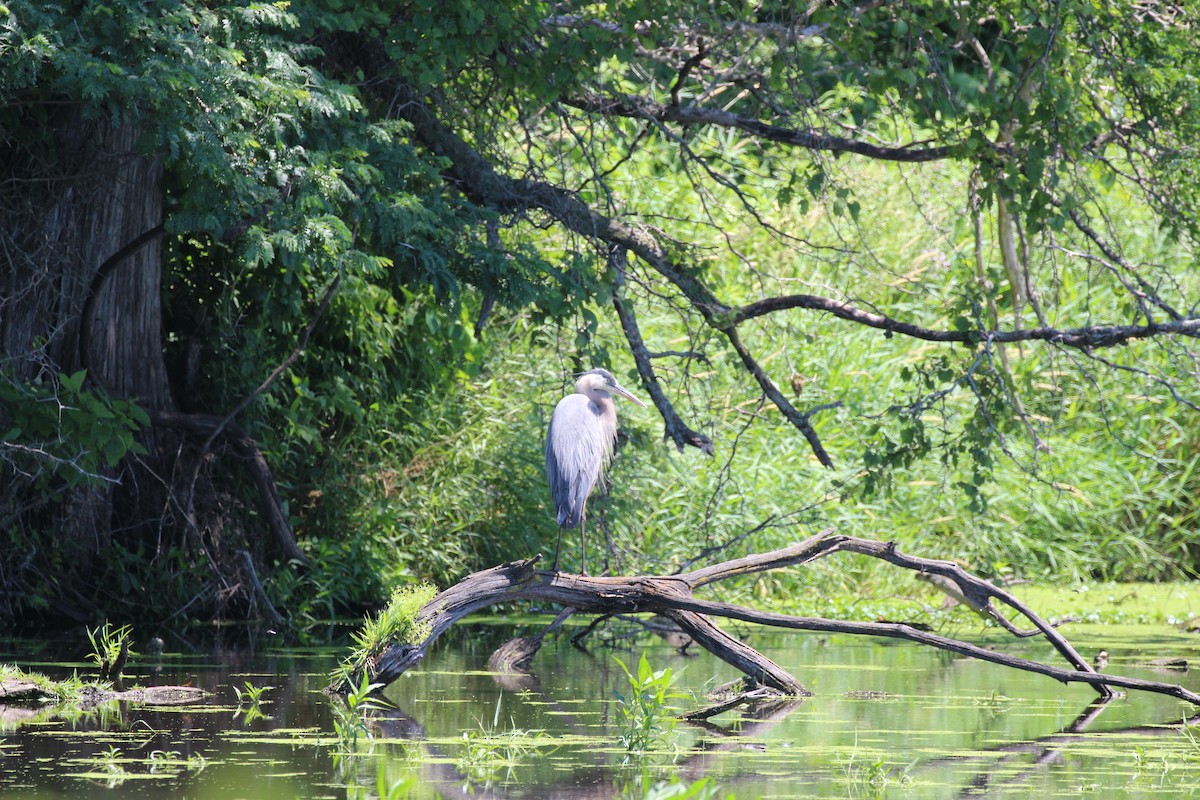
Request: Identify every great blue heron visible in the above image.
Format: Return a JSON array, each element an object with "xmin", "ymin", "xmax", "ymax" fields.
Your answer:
[{"xmin": 545, "ymin": 368, "xmax": 646, "ymax": 574}]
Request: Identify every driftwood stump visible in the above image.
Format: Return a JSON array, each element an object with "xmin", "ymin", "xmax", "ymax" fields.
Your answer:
[{"xmin": 332, "ymin": 530, "xmax": 1200, "ymax": 707}]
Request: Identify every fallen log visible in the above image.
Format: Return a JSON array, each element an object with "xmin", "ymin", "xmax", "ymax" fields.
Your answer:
[
  {"xmin": 332, "ymin": 530, "xmax": 1200, "ymax": 707},
  {"xmin": 0, "ymin": 678, "xmax": 208, "ymax": 708}
]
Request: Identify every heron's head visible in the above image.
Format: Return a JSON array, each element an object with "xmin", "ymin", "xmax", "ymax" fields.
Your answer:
[{"xmin": 575, "ymin": 368, "xmax": 647, "ymax": 407}]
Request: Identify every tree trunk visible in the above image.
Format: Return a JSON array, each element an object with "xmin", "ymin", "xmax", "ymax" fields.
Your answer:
[
  {"xmin": 80, "ymin": 127, "xmax": 171, "ymax": 408},
  {"xmin": 1, "ymin": 111, "xmax": 172, "ymax": 599}
]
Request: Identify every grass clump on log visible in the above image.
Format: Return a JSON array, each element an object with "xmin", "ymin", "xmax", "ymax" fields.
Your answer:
[{"xmin": 330, "ymin": 582, "xmax": 437, "ymax": 690}]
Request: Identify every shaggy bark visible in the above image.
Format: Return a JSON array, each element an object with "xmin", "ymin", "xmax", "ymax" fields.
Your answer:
[{"xmin": 0, "ymin": 118, "xmax": 171, "ymax": 567}]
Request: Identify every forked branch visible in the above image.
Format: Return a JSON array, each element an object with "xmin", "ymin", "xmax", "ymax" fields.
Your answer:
[{"xmin": 333, "ymin": 531, "xmax": 1200, "ymax": 707}]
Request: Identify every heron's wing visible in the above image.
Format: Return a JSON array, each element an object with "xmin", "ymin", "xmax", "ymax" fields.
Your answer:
[
  {"xmin": 544, "ymin": 421, "xmax": 570, "ymax": 524},
  {"xmin": 545, "ymin": 394, "xmax": 611, "ymax": 528}
]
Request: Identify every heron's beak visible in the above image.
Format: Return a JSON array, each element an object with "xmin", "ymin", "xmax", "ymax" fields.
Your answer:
[{"xmin": 611, "ymin": 382, "xmax": 647, "ymax": 408}]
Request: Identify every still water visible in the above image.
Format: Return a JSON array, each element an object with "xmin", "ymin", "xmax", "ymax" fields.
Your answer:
[{"xmin": 3, "ymin": 619, "xmax": 1200, "ymax": 798}]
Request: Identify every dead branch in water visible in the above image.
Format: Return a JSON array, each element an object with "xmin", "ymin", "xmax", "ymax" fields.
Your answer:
[{"xmin": 331, "ymin": 531, "xmax": 1200, "ymax": 707}]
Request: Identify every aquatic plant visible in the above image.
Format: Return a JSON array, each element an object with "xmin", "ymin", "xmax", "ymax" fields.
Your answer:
[
  {"xmin": 345, "ymin": 761, "xmax": 419, "ymax": 800},
  {"xmin": 632, "ymin": 777, "xmax": 729, "ymax": 800},
  {"xmin": 0, "ymin": 664, "xmax": 87, "ymax": 704},
  {"xmin": 0, "ymin": 664, "xmax": 126, "ymax": 731},
  {"xmin": 146, "ymin": 749, "xmax": 207, "ymax": 778},
  {"xmin": 613, "ymin": 653, "xmax": 686, "ymax": 762},
  {"xmin": 233, "ymin": 681, "xmax": 273, "ymax": 723},
  {"xmin": 85, "ymin": 622, "xmax": 133, "ymax": 688},
  {"xmin": 92, "ymin": 745, "xmax": 129, "ymax": 788},
  {"xmin": 456, "ymin": 691, "xmax": 555, "ymax": 790},
  {"xmin": 232, "ymin": 681, "xmax": 272, "ymax": 705},
  {"xmin": 146, "ymin": 750, "xmax": 180, "ymax": 774},
  {"xmin": 1131, "ymin": 744, "xmax": 1174, "ymax": 784},
  {"xmin": 331, "ymin": 672, "xmax": 388, "ymax": 753},
  {"xmin": 458, "ymin": 726, "xmax": 551, "ymax": 789},
  {"xmin": 81, "ymin": 745, "xmax": 207, "ymax": 786},
  {"xmin": 839, "ymin": 741, "xmax": 914, "ymax": 799}
]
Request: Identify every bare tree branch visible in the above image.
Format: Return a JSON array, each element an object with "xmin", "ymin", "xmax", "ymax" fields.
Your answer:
[
  {"xmin": 611, "ymin": 246, "xmax": 714, "ymax": 454},
  {"xmin": 1065, "ymin": 205, "xmax": 1183, "ymax": 321},
  {"xmin": 564, "ymin": 92, "xmax": 962, "ymax": 162},
  {"xmin": 723, "ymin": 325, "xmax": 834, "ymax": 466},
  {"xmin": 730, "ymin": 292, "xmax": 1200, "ymax": 348}
]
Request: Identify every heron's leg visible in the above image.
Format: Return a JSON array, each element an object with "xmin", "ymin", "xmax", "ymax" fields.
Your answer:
[
  {"xmin": 553, "ymin": 528, "xmax": 564, "ymax": 572},
  {"xmin": 580, "ymin": 517, "xmax": 588, "ymax": 576}
]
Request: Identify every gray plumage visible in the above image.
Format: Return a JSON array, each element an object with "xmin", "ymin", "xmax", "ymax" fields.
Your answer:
[{"xmin": 545, "ymin": 368, "xmax": 645, "ymax": 574}]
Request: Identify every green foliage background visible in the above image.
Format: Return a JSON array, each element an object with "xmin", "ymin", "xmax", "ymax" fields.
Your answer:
[{"xmin": 1, "ymin": 1, "xmax": 1198, "ymax": 627}]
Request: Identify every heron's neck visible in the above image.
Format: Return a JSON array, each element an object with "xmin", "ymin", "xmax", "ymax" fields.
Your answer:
[{"xmin": 580, "ymin": 387, "xmax": 614, "ymax": 412}]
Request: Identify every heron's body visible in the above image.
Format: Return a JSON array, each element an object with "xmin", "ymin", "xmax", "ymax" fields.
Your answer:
[
  {"xmin": 544, "ymin": 369, "xmax": 645, "ymax": 573},
  {"xmin": 546, "ymin": 392, "xmax": 616, "ymax": 528}
]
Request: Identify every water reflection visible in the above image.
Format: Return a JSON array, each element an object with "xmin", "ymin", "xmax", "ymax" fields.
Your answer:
[{"xmin": 2, "ymin": 622, "xmax": 1199, "ymax": 798}]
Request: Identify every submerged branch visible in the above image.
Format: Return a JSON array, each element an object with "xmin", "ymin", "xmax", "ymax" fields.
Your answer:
[{"xmin": 334, "ymin": 532, "xmax": 1200, "ymax": 707}]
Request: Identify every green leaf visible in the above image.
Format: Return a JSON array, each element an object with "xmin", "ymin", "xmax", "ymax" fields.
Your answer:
[{"xmin": 60, "ymin": 369, "xmax": 87, "ymax": 393}]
